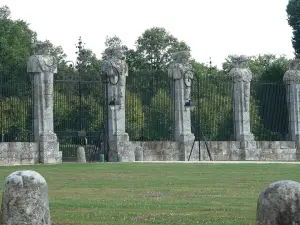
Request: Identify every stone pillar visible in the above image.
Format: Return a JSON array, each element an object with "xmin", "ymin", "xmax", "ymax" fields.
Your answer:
[
  {"xmin": 27, "ymin": 41, "xmax": 62, "ymax": 164},
  {"xmin": 168, "ymin": 51, "xmax": 195, "ymax": 161},
  {"xmin": 1, "ymin": 170, "xmax": 51, "ymax": 225},
  {"xmin": 229, "ymin": 55, "xmax": 257, "ymax": 160},
  {"xmin": 101, "ymin": 46, "xmax": 133, "ymax": 162},
  {"xmin": 283, "ymin": 59, "xmax": 300, "ymax": 142},
  {"xmin": 229, "ymin": 55, "xmax": 254, "ymax": 142}
]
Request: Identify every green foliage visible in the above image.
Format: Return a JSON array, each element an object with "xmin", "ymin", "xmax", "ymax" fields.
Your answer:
[
  {"xmin": 135, "ymin": 27, "xmax": 190, "ymax": 71},
  {"xmin": 125, "ymin": 90, "xmax": 144, "ymax": 140},
  {"xmin": 250, "ymin": 97, "xmax": 264, "ymax": 140},
  {"xmin": 0, "ymin": 6, "xmax": 36, "ymax": 67},
  {"xmin": 287, "ymin": 0, "xmax": 300, "ymax": 58},
  {"xmin": 222, "ymin": 54, "xmax": 289, "ymax": 83},
  {"xmin": 54, "ymin": 84, "xmax": 104, "ymax": 132},
  {"xmin": 192, "ymin": 76, "xmax": 233, "ymax": 140},
  {"xmin": 0, "ymin": 96, "xmax": 32, "ymax": 141}
]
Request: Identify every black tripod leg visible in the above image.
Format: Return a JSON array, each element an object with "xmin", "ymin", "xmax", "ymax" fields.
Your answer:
[{"xmin": 188, "ymin": 139, "xmax": 196, "ymax": 161}]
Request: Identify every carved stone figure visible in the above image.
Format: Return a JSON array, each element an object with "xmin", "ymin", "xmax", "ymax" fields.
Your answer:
[
  {"xmin": 283, "ymin": 59, "xmax": 300, "ymax": 84},
  {"xmin": 229, "ymin": 55, "xmax": 252, "ymax": 82},
  {"xmin": 101, "ymin": 46, "xmax": 128, "ymax": 102},
  {"xmin": 27, "ymin": 42, "xmax": 57, "ymax": 141},
  {"xmin": 30, "ymin": 41, "xmax": 57, "ymax": 73},
  {"xmin": 229, "ymin": 54, "xmax": 253, "ymax": 141},
  {"xmin": 283, "ymin": 59, "xmax": 300, "ymax": 141},
  {"xmin": 168, "ymin": 51, "xmax": 194, "ymax": 100}
]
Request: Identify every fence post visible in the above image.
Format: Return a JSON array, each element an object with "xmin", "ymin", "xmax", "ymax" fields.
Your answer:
[
  {"xmin": 27, "ymin": 41, "xmax": 62, "ymax": 164},
  {"xmin": 229, "ymin": 55, "xmax": 254, "ymax": 142},
  {"xmin": 283, "ymin": 59, "xmax": 300, "ymax": 142},
  {"xmin": 101, "ymin": 46, "xmax": 133, "ymax": 162},
  {"xmin": 229, "ymin": 55, "xmax": 257, "ymax": 160},
  {"xmin": 168, "ymin": 51, "xmax": 195, "ymax": 161}
]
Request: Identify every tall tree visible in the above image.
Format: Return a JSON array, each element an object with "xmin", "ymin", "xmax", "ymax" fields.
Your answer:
[
  {"xmin": 0, "ymin": 5, "xmax": 36, "ymax": 68},
  {"xmin": 135, "ymin": 27, "xmax": 190, "ymax": 71},
  {"xmin": 287, "ymin": 0, "xmax": 300, "ymax": 58},
  {"xmin": 0, "ymin": 5, "xmax": 11, "ymax": 20}
]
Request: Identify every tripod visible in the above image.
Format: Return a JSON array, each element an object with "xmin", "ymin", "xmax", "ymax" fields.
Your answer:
[{"xmin": 188, "ymin": 125, "xmax": 212, "ymax": 161}]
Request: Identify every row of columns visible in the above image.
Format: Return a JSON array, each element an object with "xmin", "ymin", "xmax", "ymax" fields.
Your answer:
[
  {"xmin": 229, "ymin": 56, "xmax": 300, "ymax": 143},
  {"xmin": 27, "ymin": 42, "xmax": 300, "ymax": 163}
]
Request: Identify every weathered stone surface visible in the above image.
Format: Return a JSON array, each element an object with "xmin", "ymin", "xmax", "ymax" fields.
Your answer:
[
  {"xmin": 128, "ymin": 141, "xmax": 298, "ymax": 162},
  {"xmin": 101, "ymin": 44, "xmax": 129, "ymax": 161},
  {"xmin": 77, "ymin": 147, "xmax": 86, "ymax": 163},
  {"xmin": 131, "ymin": 141, "xmax": 180, "ymax": 161},
  {"xmin": 284, "ymin": 60, "xmax": 300, "ymax": 141},
  {"xmin": 27, "ymin": 47, "xmax": 62, "ymax": 164},
  {"xmin": 168, "ymin": 51, "xmax": 194, "ymax": 142},
  {"xmin": 0, "ymin": 170, "xmax": 51, "ymax": 225},
  {"xmin": 256, "ymin": 180, "xmax": 300, "ymax": 225},
  {"xmin": 135, "ymin": 146, "xmax": 143, "ymax": 161},
  {"xmin": 0, "ymin": 142, "xmax": 39, "ymax": 166},
  {"xmin": 229, "ymin": 54, "xmax": 254, "ymax": 141},
  {"xmin": 39, "ymin": 141, "xmax": 62, "ymax": 164}
]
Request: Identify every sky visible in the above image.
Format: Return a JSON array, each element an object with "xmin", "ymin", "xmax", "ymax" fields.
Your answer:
[{"xmin": 1, "ymin": 0, "xmax": 295, "ymax": 68}]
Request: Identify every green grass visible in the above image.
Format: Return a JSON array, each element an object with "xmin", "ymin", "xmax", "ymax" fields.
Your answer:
[{"xmin": 0, "ymin": 163, "xmax": 299, "ymax": 224}]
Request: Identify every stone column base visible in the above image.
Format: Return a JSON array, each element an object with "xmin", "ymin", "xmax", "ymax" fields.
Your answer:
[
  {"xmin": 241, "ymin": 141, "xmax": 260, "ymax": 160},
  {"xmin": 108, "ymin": 133, "xmax": 134, "ymax": 162},
  {"xmin": 39, "ymin": 141, "xmax": 62, "ymax": 164},
  {"xmin": 178, "ymin": 133, "xmax": 195, "ymax": 161},
  {"xmin": 39, "ymin": 132, "xmax": 62, "ymax": 164}
]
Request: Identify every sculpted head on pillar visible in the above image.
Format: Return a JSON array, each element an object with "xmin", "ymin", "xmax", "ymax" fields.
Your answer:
[
  {"xmin": 229, "ymin": 54, "xmax": 252, "ymax": 82},
  {"xmin": 283, "ymin": 59, "xmax": 300, "ymax": 84},
  {"xmin": 27, "ymin": 41, "xmax": 57, "ymax": 73},
  {"xmin": 229, "ymin": 55, "xmax": 248, "ymax": 68},
  {"xmin": 101, "ymin": 45, "xmax": 128, "ymax": 78},
  {"xmin": 168, "ymin": 51, "xmax": 194, "ymax": 80}
]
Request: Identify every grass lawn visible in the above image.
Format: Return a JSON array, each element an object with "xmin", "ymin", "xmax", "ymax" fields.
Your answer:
[{"xmin": 0, "ymin": 163, "xmax": 299, "ymax": 225}]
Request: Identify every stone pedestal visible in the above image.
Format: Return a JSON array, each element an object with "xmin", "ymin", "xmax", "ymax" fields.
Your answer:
[
  {"xmin": 27, "ymin": 42, "xmax": 62, "ymax": 164},
  {"xmin": 229, "ymin": 55, "xmax": 254, "ymax": 142},
  {"xmin": 168, "ymin": 51, "xmax": 195, "ymax": 161},
  {"xmin": 256, "ymin": 180, "xmax": 300, "ymax": 225},
  {"xmin": 77, "ymin": 146, "xmax": 86, "ymax": 163},
  {"xmin": 0, "ymin": 170, "xmax": 51, "ymax": 225},
  {"xmin": 284, "ymin": 59, "xmax": 300, "ymax": 142},
  {"xmin": 101, "ymin": 45, "xmax": 133, "ymax": 162}
]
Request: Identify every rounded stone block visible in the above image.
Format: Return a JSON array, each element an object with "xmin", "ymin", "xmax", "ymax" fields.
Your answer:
[
  {"xmin": 1, "ymin": 170, "xmax": 51, "ymax": 225},
  {"xmin": 256, "ymin": 180, "xmax": 300, "ymax": 225},
  {"xmin": 77, "ymin": 147, "xmax": 86, "ymax": 163}
]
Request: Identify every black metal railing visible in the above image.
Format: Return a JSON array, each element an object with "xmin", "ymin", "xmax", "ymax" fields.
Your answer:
[
  {"xmin": 250, "ymin": 82, "xmax": 288, "ymax": 141},
  {"xmin": 0, "ymin": 67, "xmax": 33, "ymax": 142},
  {"xmin": 0, "ymin": 66, "xmax": 291, "ymax": 146},
  {"xmin": 54, "ymin": 68, "xmax": 106, "ymax": 161},
  {"xmin": 126, "ymin": 70, "xmax": 174, "ymax": 141},
  {"xmin": 191, "ymin": 74, "xmax": 233, "ymax": 141}
]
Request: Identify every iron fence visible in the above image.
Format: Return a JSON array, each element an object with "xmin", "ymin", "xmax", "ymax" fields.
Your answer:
[
  {"xmin": 250, "ymin": 82, "xmax": 288, "ymax": 141},
  {"xmin": 0, "ymin": 67, "xmax": 33, "ymax": 142},
  {"xmin": 54, "ymin": 68, "xmax": 107, "ymax": 162},
  {"xmin": 126, "ymin": 70, "xmax": 174, "ymax": 141},
  {"xmin": 191, "ymin": 74, "xmax": 234, "ymax": 141},
  {"xmin": 0, "ymin": 66, "xmax": 292, "ymax": 146}
]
